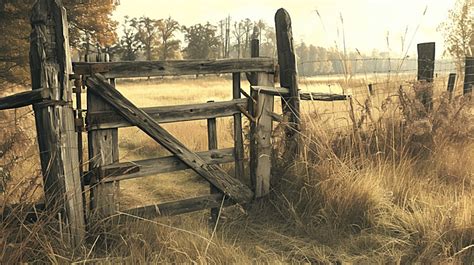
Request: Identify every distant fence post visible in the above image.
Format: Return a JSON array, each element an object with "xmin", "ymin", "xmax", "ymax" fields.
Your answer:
[
  {"xmin": 29, "ymin": 0, "xmax": 85, "ymax": 246},
  {"xmin": 368, "ymin": 83, "xmax": 374, "ymax": 96},
  {"xmin": 275, "ymin": 8, "xmax": 301, "ymax": 158},
  {"xmin": 463, "ymin": 57, "xmax": 474, "ymax": 95},
  {"xmin": 417, "ymin": 42, "xmax": 435, "ymax": 110},
  {"xmin": 447, "ymin": 73, "xmax": 456, "ymax": 99},
  {"xmin": 87, "ymin": 52, "xmax": 119, "ymax": 219}
]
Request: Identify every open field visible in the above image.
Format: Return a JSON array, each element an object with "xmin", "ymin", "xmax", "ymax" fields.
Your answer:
[{"xmin": 1, "ymin": 75, "xmax": 473, "ymax": 263}]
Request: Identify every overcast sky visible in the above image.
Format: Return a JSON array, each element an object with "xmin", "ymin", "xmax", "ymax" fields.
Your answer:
[{"xmin": 113, "ymin": 0, "xmax": 456, "ymax": 57}]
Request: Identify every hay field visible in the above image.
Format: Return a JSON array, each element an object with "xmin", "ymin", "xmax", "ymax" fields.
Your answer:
[{"xmin": 1, "ymin": 75, "xmax": 473, "ymax": 263}]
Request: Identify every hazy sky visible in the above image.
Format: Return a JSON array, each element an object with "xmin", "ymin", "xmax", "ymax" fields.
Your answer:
[{"xmin": 113, "ymin": 0, "xmax": 456, "ymax": 57}]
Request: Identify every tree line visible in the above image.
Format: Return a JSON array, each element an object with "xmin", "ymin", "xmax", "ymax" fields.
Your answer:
[
  {"xmin": 110, "ymin": 16, "xmax": 276, "ymax": 61},
  {"xmin": 0, "ymin": 0, "xmax": 469, "ymax": 85}
]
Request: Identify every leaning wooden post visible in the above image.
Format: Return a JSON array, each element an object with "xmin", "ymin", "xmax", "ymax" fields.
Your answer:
[
  {"xmin": 206, "ymin": 102, "xmax": 219, "ymax": 225},
  {"xmin": 87, "ymin": 53, "xmax": 119, "ymax": 219},
  {"xmin": 417, "ymin": 42, "xmax": 435, "ymax": 110},
  {"xmin": 463, "ymin": 57, "xmax": 474, "ymax": 95},
  {"xmin": 275, "ymin": 8, "xmax": 301, "ymax": 158},
  {"xmin": 29, "ymin": 0, "xmax": 85, "ymax": 246},
  {"xmin": 250, "ymin": 38, "xmax": 275, "ymax": 198}
]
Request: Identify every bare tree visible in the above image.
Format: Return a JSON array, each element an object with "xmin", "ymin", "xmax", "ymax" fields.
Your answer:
[
  {"xmin": 242, "ymin": 18, "xmax": 253, "ymax": 57},
  {"xmin": 439, "ymin": 0, "xmax": 473, "ymax": 75},
  {"xmin": 233, "ymin": 21, "xmax": 245, "ymax": 59},
  {"xmin": 255, "ymin": 19, "xmax": 267, "ymax": 44},
  {"xmin": 225, "ymin": 16, "xmax": 231, "ymax": 58}
]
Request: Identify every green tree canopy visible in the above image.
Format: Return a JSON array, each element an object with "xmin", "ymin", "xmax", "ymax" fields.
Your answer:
[
  {"xmin": 158, "ymin": 17, "xmax": 181, "ymax": 60},
  {"xmin": 182, "ymin": 23, "xmax": 220, "ymax": 59}
]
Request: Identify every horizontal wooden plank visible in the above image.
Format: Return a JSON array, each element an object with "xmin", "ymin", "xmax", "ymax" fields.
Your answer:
[
  {"xmin": 299, "ymin": 92, "xmax": 349, "ymax": 101},
  {"xmin": 73, "ymin": 58, "xmax": 275, "ymax": 78},
  {"xmin": 87, "ymin": 99, "xmax": 248, "ymax": 130},
  {"xmin": 0, "ymin": 88, "xmax": 49, "ymax": 110},
  {"xmin": 115, "ymin": 194, "xmax": 233, "ymax": 223},
  {"xmin": 98, "ymin": 148, "xmax": 235, "ymax": 183},
  {"xmin": 251, "ymin": 86, "xmax": 289, "ymax": 96},
  {"xmin": 251, "ymin": 86, "xmax": 349, "ymax": 101}
]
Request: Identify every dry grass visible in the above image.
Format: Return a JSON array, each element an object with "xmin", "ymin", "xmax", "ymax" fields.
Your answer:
[{"xmin": 1, "ymin": 75, "xmax": 473, "ymax": 263}]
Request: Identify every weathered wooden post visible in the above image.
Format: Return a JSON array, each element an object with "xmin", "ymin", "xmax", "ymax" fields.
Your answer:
[
  {"xmin": 206, "ymin": 102, "xmax": 219, "ymax": 225},
  {"xmin": 250, "ymin": 38, "xmax": 275, "ymax": 198},
  {"xmin": 417, "ymin": 42, "xmax": 435, "ymax": 110},
  {"xmin": 463, "ymin": 57, "xmax": 474, "ymax": 95},
  {"xmin": 29, "ymin": 0, "xmax": 85, "ymax": 246},
  {"xmin": 275, "ymin": 8, "xmax": 301, "ymax": 158},
  {"xmin": 87, "ymin": 51, "xmax": 119, "ymax": 218}
]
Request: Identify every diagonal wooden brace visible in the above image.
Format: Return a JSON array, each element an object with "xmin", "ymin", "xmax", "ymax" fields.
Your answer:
[{"xmin": 86, "ymin": 74, "xmax": 254, "ymax": 203}]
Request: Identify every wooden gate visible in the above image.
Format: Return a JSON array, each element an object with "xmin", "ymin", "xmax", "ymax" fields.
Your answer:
[
  {"xmin": 0, "ymin": 0, "xmax": 342, "ymax": 247},
  {"xmin": 73, "ymin": 57, "xmax": 276, "ymax": 222}
]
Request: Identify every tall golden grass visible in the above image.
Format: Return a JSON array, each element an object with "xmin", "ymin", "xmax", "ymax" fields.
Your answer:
[{"xmin": 1, "ymin": 75, "xmax": 473, "ymax": 263}]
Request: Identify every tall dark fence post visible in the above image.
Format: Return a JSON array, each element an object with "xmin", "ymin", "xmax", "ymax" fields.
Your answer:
[
  {"xmin": 29, "ymin": 0, "xmax": 85, "ymax": 246},
  {"xmin": 417, "ymin": 42, "xmax": 435, "ymax": 110},
  {"xmin": 463, "ymin": 57, "xmax": 474, "ymax": 95},
  {"xmin": 275, "ymin": 8, "xmax": 301, "ymax": 158}
]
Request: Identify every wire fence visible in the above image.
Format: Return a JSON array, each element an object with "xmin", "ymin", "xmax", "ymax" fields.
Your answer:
[{"xmin": 296, "ymin": 58, "xmax": 461, "ymax": 133}]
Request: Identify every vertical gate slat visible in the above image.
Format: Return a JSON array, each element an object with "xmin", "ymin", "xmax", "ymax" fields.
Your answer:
[
  {"xmin": 87, "ymin": 54, "xmax": 119, "ymax": 218},
  {"xmin": 206, "ymin": 104, "xmax": 219, "ymax": 225},
  {"xmin": 232, "ymin": 73, "xmax": 245, "ymax": 182},
  {"xmin": 249, "ymin": 38, "xmax": 275, "ymax": 198}
]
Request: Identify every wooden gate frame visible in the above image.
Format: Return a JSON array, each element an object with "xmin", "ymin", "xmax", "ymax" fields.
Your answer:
[
  {"xmin": 1, "ymin": 0, "xmax": 353, "ymax": 247},
  {"xmin": 75, "ymin": 54, "xmax": 277, "ymax": 220}
]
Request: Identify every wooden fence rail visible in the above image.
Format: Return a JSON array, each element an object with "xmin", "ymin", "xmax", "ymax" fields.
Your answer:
[
  {"xmin": 73, "ymin": 58, "xmax": 275, "ymax": 78},
  {"xmin": 87, "ymin": 99, "xmax": 248, "ymax": 130}
]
